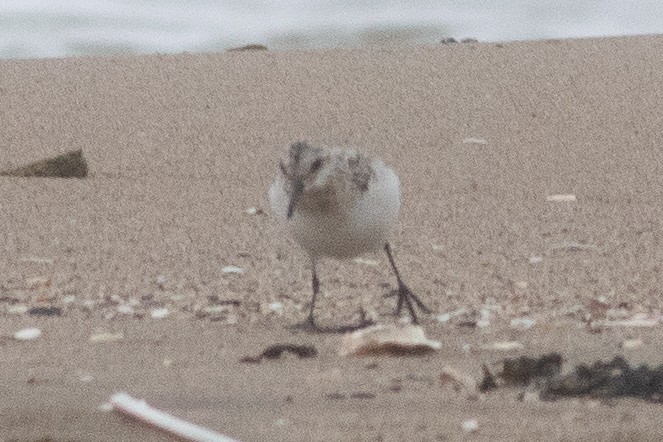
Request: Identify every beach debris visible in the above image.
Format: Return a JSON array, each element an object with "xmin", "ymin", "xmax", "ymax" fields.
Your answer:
[
  {"xmin": 196, "ymin": 305, "xmax": 237, "ymax": 322},
  {"xmin": 479, "ymin": 352, "xmax": 663, "ymax": 402},
  {"xmin": 116, "ymin": 304, "xmax": 135, "ymax": 315},
  {"xmin": 440, "ymin": 37, "xmax": 458, "ymax": 44},
  {"xmin": 13, "ymin": 327, "xmax": 42, "ymax": 341},
  {"xmin": 549, "ymin": 241, "xmax": 599, "ymax": 253},
  {"xmin": 440, "ymin": 366, "xmax": 479, "ymax": 399},
  {"xmin": 221, "ymin": 265, "xmax": 244, "ymax": 274},
  {"xmin": 7, "ymin": 304, "xmax": 28, "ymax": 314},
  {"xmin": 245, "ymin": 207, "xmax": 264, "ymax": 215},
  {"xmin": 19, "ymin": 256, "xmax": 54, "ymax": 265},
  {"xmin": 528, "ymin": 255, "xmax": 543, "ymax": 264},
  {"xmin": 350, "ymin": 392, "xmax": 376, "ymax": 399},
  {"xmin": 240, "ymin": 344, "xmax": 318, "ymax": 363},
  {"xmin": 462, "ymin": 137, "xmax": 488, "ymax": 145},
  {"xmin": 338, "ymin": 323, "xmax": 441, "ymax": 357},
  {"xmin": 476, "ymin": 308, "xmax": 492, "ymax": 328},
  {"xmin": 89, "ymin": 332, "xmax": 124, "ymax": 343},
  {"xmin": 436, "ymin": 307, "xmax": 468, "ymax": 323},
  {"xmin": 28, "ymin": 306, "xmax": 62, "ymax": 317},
  {"xmin": 79, "ymin": 374, "xmax": 94, "ymax": 383},
  {"xmin": 546, "ymin": 194, "xmax": 576, "ymax": 202},
  {"xmin": 461, "ymin": 38, "xmax": 479, "ymax": 43},
  {"xmin": 227, "ymin": 44, "xmax": 268, "ymax": 51},
  {"xmin": 260, "ymin": 301, "xmax": 284, "ymax": 316},
  {"xmin": 26, "ymin": 276, "xmax": 51, "ymax": 289},
  {"xmin": 110, "ymin": 392, "xmax": 238, "ymax": 442},
  {"xmin": 150, "ymin": 308, "xmax": 169, "ymax": 319},
  {"xmin": 353, "ymin": 257, "xmax": 379, "ymax": 266},
  {"xmin": 510, "ymin": 317, "xmax": 536, "ymax": 329},
  {"xmin": 155, "ymin": 274, "xmax": 167, "ymax": 289},
  {"xmin": 480, "ymin": 341, "xmax": 525, "ymax": 351},
  {"xmin": 0, "ymin": 149, "xmax": 88, "ymax": 178},
  {"xmin": 601, "ymin": 313, "xmax": 662, "ymax": 328},
  {"xmin": 620, "ymin": 339, "xmax": 644, "ymax": 350},
  {"xmin": 462, "ymin": 419, "xmax": 479, "ymax": 433}
]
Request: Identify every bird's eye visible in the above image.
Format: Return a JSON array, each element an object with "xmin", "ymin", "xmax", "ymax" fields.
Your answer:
[{"xmin": 310, "ymin": 159, "xmax": 323, "ymax": 173}]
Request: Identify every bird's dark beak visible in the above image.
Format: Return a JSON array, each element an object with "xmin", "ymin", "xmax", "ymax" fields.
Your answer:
[{"xmin": 287, "ymin": 180, "xmax": 303, "ymax": 219}]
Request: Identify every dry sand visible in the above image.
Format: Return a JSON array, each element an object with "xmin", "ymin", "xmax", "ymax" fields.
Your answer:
[{"xmin": 2, "ymin": 34, "xmax": 663, "ymax": 440}]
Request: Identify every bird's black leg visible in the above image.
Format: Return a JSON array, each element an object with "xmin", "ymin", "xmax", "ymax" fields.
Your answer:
[
  {"xmin": 384, "ymin": 242, "xmax": 431, "ymax": 324},
  {"xmin": 290, "ymin": 260, "xmax": 375, "ymax": 333}
]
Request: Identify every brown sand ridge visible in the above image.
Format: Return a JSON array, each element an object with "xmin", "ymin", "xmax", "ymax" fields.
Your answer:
[{"xmin": 2, "ymin": 35, "xmax": 663, "ymax": 440}]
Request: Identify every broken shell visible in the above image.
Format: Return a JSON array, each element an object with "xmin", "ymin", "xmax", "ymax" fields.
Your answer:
[
  {"xmin": 13, "ymin": 327, "xmax": 42, "ymax": 341},
  {"xmin": 117, "ymin": 304, "xmax": 134, "ymax": 315},
  {"xmin": 440, "ymin": 366, "xmax": 479, "ymax": 398},
  {"xmin": 480, "ymin": 341, "xmax": 524, "ymax": 351},
  {"xmin": 620, "ymin": 338, "xmax": 644, "ymax": 349},
  {"xmin": 510, "ymin": 318, "xmax": 536, "ymax": 329},
  {"xmin": 462, "ymin": 419, "xmax": 479, "ymax": 433},
  {"xmin": 7, "ymin": 304, "xmax": 28, "ymax": 314},
  {"xmin": 221, "ymin": 265, "xmax": 244, "ymax": 274},
  {"xmin": 89, "ymin": 332, "xmax": 124, "ymax": 343},
  {"xmin": 339, "ymin": 323, "xmax": 441, "ymax": 357},
  {"xmin": 26, "ymin": 276, "xmax": 51, "ymax": 289},
  {"xmin": 546, "ymin": 194, "xmax": 576, "ymax": 202},
  {"xmin": 150, "ymin": 308, "xmax": 169, "ymax": 319},
  {"xmin": 462, "ymin": 138, "xmax": 488, "ymax": 145}
]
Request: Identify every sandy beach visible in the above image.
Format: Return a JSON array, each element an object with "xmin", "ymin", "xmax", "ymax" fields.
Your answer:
[{"xmin": 3, "ymin": 34, "xmax": 663, "ymax": 441}]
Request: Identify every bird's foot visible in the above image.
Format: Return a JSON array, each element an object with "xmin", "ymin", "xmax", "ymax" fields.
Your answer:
[{"xmin": 385, "ymin": 282, "xmax": 431, "ymax": 324}]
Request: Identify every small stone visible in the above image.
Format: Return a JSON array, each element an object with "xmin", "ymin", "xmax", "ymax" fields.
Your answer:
[
  {"xmin": 14, "ymin": 327, "xmax": 42, "ymax": 341},
  {"xmin": 440, "ymin": 366, "xmax": 479, "ymax": 399},
  {"xmin": 274, "ymin": 418, "xmax": 288, "ymax": 427},
  {"xmin": 28, "ymin": 306, "xmax": 62, "ymax": 316},
  {"xmin": 98, "ymin": 402, "xmax": 113, "ymax": 412},
  {"xmin": 0, "ymin": 149, "xmax": 88, "ymax": 178},
  {"xmin": 79, "ymin": 374, "xmax": 94, "ymax": 383},
  {"xmin": 514, "ymin": 281, "xmax": 528, "ymax": 289},
  {"xmin": 462, "ymin": 419, "xmax": 479, "ymax": 433},
  {"xmin": 62, "ymin": 295, "xmax": 76, "ymax": 304},
  {"xmin": 529, "ymin": 255, "xmax": 543, "ymax": 264}
]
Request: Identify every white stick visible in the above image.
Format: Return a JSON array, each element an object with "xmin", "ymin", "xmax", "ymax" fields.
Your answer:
[{"xmin": 109, "ymin": 392, "xmax": 238, "ymax": 442}]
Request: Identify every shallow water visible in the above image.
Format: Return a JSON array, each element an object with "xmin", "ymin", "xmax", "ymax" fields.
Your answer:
[{"xmin": 1, "ymin": 0, "xmax": 662, "ymax": 59}]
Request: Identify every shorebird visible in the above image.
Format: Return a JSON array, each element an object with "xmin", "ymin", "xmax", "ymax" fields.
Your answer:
[{"xmin": 269, "ymin": 141, "xmax": 430, "ymax": 332}]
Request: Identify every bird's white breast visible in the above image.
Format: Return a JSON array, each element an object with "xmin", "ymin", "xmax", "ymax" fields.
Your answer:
[{"xmin": 269, "ymin": 159, "xmax": 401, "ymax": 259}]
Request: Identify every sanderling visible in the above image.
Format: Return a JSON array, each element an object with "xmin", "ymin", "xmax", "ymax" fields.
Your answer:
[{"xmin": 269, "ymin": 141, "xmax": 430, "ymax": 332}]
